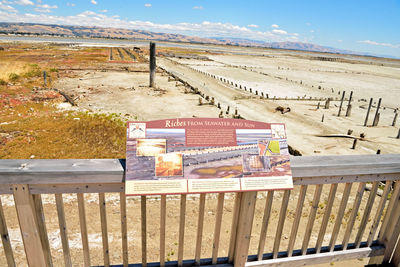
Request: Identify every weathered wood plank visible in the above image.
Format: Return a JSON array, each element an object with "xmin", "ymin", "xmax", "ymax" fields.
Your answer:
[
  {"xmin": 1, "ymin": 155, "xmax": 399, "ymax": 185},
  {"xmin": 0, "ymin": 196, "xmax": 16, "ymax": 267},
  {"xmin": 228, "ymin": 192, "xmax": 242, "ymax": 263},
  {"xmin": 77, "ymin": 193, "xmax": 90, "ymax": 267},
  {"xmin": 195, "ymin": 194, "xmax": 206, "ymax": 265},
  {"xmin": 273, "ymin": 190, "xmax": 291, "ymax": 258},
  {"xmin": 32, "ymin": 194, "xmax": 53, "ymax": 267},
  {"xmin": 160, "ymin": 195, "xmax": 166, "ymax": 267},
  {"xmin": 257, "ymin": 191, "xmax": 274, "ymax": 260},
  {"xmin": 120, "ymin": 192, "xmax": 128, "ymax": 267},
  {"xmin": 355, "ymin": 182, "xmax": 379, "ymax": 248},
  {"xmin": 178, "ymin": 194, "xmax": 187, "ymax": 267},
  {"xmin": 293, "ymin": 173, "xmax": 399, "ymax": 185},
  {"xmin": 141, "ymin": 195, "xmax": 147, "ymax": 266},
  {"xmin": 287, "ymin": 186, "xmax": 307, "ymax": 257},
  {"xmin": 367, "ymin": 181, "xmax": 392, "ymax": 246},
  {"xmin": 55, "ymin": 194, "xmax": 72, "ymax": 267},
  {"xmin": 301, "ymin": 184, "xmax": 323, "ymax": 255},
  {"xmin": 329, "ymin": 183, "xmax": 352, "ymax": 252},
  {"xmin": 99, "ymin": 193, "xmax": 110, "ymax": 267},
  {"xmin": 29, "ymin": 183, "xmax": 124, "ymax": 194},
  {"xmin": 342, "ymin": 182, "xmax": 366, "ymax": 250},
  {"xmin": 13, "ymin": 184, "xmax": 47, "ymax": 267},
  {"xmin": 378, "ymin": 181, "xmax": 400, "ymax": 243},
  {"xmin": 315, "ymin": 183, "xmax": 337, "ymax": 252},
  {"xmin": 234, "ymin": 191, "xmax": 257, "ymax": 267},
  {"xmin": 245, "ymin": 246, "xmax": 385, "ymax": 267},
  {"xmin": 0, "ymin": 159, "xmax": 124, "ymax": 184},
  {"xmin": 212, "ymin": 193, "xmax": 225, "ymax": 264}
]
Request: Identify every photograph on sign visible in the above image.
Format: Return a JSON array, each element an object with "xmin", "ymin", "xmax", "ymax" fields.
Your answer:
[{"xmin": 125, "ymin": 118, "xmax": 293, "ymax": 195}]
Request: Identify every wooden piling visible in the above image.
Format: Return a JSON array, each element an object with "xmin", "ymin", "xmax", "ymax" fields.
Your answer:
[
  {"xmin": 43, "ymin": 71, "xmax": 47, "ymax": 87},
  {"xmin": 392, "ymin": 112, "xmax": 398, "ymax": 126},
  {"xmin": 149, "ymin": 42, "xmax": 156, "ymax": 87},
  {"xmin": 352, "ymin": 139, "xmax": 357, "ymax": 149},
  {"xmin": 338, "ymin": 91, "xmax": 345, "ymax": 116},
  {"xmin": 364, "ymin": 98, "xmax": 373, "ymax": 126},
  {"xmin": 317, "ymin": 102, "xmax": 320, "ymax": 109},
  {"xmin": 324, "ymin": 98, "xmax": 330, "ymax": 109},
  {"xmin": 372, "ymin": 98, "xmax": 382, "ymax": 126},
  {"xmin": 346, "ymin": 91, "xmax": 353, "ymax": 117},
  {"xmin": 397, "ymin": 128, "xmax": 400, "ymax": 139},
  {"xmin": 321, "ymin": 114, "xmax": 324, "ymax": 122}
]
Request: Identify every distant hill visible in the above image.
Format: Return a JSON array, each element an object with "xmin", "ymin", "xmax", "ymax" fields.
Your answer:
[{"xmin": 0, "ymin": 22, "xmax": 388, "ymax": 58}]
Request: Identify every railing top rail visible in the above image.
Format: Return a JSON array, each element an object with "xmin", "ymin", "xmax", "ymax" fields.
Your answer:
[{"xmin": 0, "ymin": 155, "xmax": 399, "ymax": 185}]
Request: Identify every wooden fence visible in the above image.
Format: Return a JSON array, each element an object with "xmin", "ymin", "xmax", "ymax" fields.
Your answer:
[{"xmin": 0, "ymin": 154, "xmax": 399, "ymax": 267}]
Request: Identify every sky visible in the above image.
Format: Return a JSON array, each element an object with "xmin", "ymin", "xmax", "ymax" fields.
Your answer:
[{"xmin": 0, "ymin": 0, "xmax": 399, "ymax": 57}]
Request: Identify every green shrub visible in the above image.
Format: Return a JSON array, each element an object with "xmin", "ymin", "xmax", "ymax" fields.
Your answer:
[
  {"xmin": 0, "ymin": 79, "xmax": 6, "ymax": 85},
  {"xmin": 23, "ymin": 64, "xmax": 42, "ymax": 78},
  {"xmin": 8, "ymin": 73, "xmax": 20, "ymax": 81},
  {"xmin": 49, "ymin": 67, "xmax": 59, "ymax": 72}
]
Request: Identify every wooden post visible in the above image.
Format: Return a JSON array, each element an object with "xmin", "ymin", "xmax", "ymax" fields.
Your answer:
[
  {"xmin": 321, "ymin": 114, "xmax": 324, "ymax": 122},
  {"xmin": 346, "ymin": 91, "xmax": 353, "ymax": 116},
  {"xmin": 338, "ymin": 91, "xmax": 345, "ymax": 116},
  {"xmin": 392, "ymin": 112, "xmax": 398, "ymax": 126},
  {"xmin": 149, "ymin": 42, "xmax": 156, "ymax": 88},
  {"xmin": 352, "ymin": 139, "xmax": 357, "ymax": 149},
  {"xmin": 324, "ymin": 98, "xmax": 330, "ymax": 109},
  {"xmin": 13, "ymin": 185, "xmax": 48, "ymax": 267},
  {"xmin": 373, "ymin": 98, "xmax": 382, "ymax": 126},
  {"xmin": 364, "ymin": 98, "xmax": 373, "ymax": 126},
  {"xmin": 43, "ymin": 71, "xmax": 47, "ymax": 88},
  {"xmin": 234, "ymin": 191, "xmax": 257, "ymax": 267},
  {"xmin": 397, "ymin": 128, "xmax": 400, "ymax": 139}
]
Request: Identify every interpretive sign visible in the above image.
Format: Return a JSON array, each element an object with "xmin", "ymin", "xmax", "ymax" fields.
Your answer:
[{"xmin": 126, "ymin": 118, "xmax": 292, "ymax": 195}]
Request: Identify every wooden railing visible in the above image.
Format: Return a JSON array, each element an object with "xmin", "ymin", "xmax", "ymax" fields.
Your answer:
[{"xmin": 0, "ymin": 154, "xmax": 399, "ymax": 267}]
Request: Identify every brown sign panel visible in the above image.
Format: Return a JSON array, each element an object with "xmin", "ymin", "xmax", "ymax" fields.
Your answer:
[{"xmin": 126, "ymin": 118, "xmax": 292, "ymax": 195}]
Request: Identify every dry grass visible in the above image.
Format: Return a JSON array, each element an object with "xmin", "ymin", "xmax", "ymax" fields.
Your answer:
[{"xmin": 0, "ymin": 43, "xmax": 127, "ymax": 159}]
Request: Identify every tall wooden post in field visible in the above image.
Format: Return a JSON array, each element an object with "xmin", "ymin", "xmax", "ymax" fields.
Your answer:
[{"xmin": 149, "ymin": 42, "xmax": 156, "ymax": 87}]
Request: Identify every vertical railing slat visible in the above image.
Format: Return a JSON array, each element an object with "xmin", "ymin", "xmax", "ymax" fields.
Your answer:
[
  {"xmin": 367, "ymin": 181, "xmax": 392, "ymax": 246},
  {"xmin": 233, "ymin": 191, "xmax": 257, "ymax": 267},
  {"xmin": 0, "ymin": 196, "xmax": 16, "ymax": 267},
  {"xmin": 160, "ymin": 195, "xmax": 166, "ymax": 267},
  {"xmin": 120, "ymin": 192, "xmax": 128, "ymax": 267},
  {"xmin": 329, "ymin": 182, "xmax": 352, "ymax": 252},
  {"xmin": 32, "ymin": 194, "xmax": 53, "ymax": 267},
  {"xmin": 273, "ymin": 190, "xmax": 291, "ymax": 258},
  {"xmin": 13, "ymin": 184, "xmax": 47, "ymax": 267},
  {"xmin": 195, "ymin": 194, "xmax": 206, "ymax": 265},
  {"xmin": 355, "ymin": 181, "xmax": 379, "ymax": 248},
  {"xmin": 77, "ymin": 193, "xmax": 90, "ymax": 267},
  {"xmin": 99, "ymin": 193, "xmax": 110, "ymax": 267},
  {"xmin": 257, "ymin": 191, "xmax": 275, "ymax": 260},
  {"xmin": 212, "ymin": 193, "xmax": 225, "ymax": 264},
  {"xmin": 228, "ymin": 192, "xmax": 242, "ymax": 263},
  {"xmin": 315, "ymin": 183, "xmax": 338, "ymax": 253},
  {"xmin": 178, "ymin": 194, "xmax": 187, "ymax": 267},
  {"xmin": 378, "ymin": 181, "xmax": 400, "ymax": 243},
  {"xmin": 301, "ymin": 184, "xmax": 323, "ymax": 255},
  {"xmin": 342, "ymin": 182, "xmax": 366, "ymax": 250},
  {"xmin": 55, "ymin": 194, "xmax": 72, "ymax": 267},
  {"xmin": 141, "ymin": 195, "xmax": 147, "ymax": 266},
  {"xmin": 287, "ymin": 185, "xmax": 308, "ymax": 257}
]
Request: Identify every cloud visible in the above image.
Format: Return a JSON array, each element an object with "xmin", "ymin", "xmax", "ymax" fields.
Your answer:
[
  {"xmin": 247, "ymin": 24, "xmax": 259, "ymax": 28},
  {"xmin": 37, "ymin": 4, "xmax": 57, "ymax": 8},
  {"xmin": 306, "ymin": 22, "xmax": 311, "ymax": 26},
  {"xmin": 34, "ymin": 7, "xmax": 50, "ymax": 12},
  {"xmin": 90, "ymin": 0, "xmax": 97, "ymax": 5},
  {"xmin": 358, "ymin": 40, "xmax": 400, "ymax": 49},
  {"xmin": 99, "ymin": 9, "xmax": 107, "ymax": 12},
  {"xmin": 13, "ymin": 0, "xmax": 34, "ymax": 5},
  {"xmin": 0, "ymin": 2, "xmax": 17, "ymax": 12},
  {"xmin": 0, "ymin": 11, "xmax": 299, "ymax": 42},
  {"xmin": 338, "ymin": 40, "xmax": 343, "ymax": 43},
  {"xmin": 144, "ymin": 3, "xmax": 151, "ymax": 7},
  {"xmin": 271, "ymin": 24, "xmax": 279, "ymax": 28},
  {"xmin": 67, "ymin": 2, "xmax": 75, "ymax": 7},
  {"xmin": 310, "ymin": 30, "xmax": 314, "ymax": 33},
  {"xmin": 272, "ymin": 29, "xmax": 287, "ymax": 35},
  {"xmin": 192, "ymin": 6, "xmax": 203, "ymax": 9}
]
